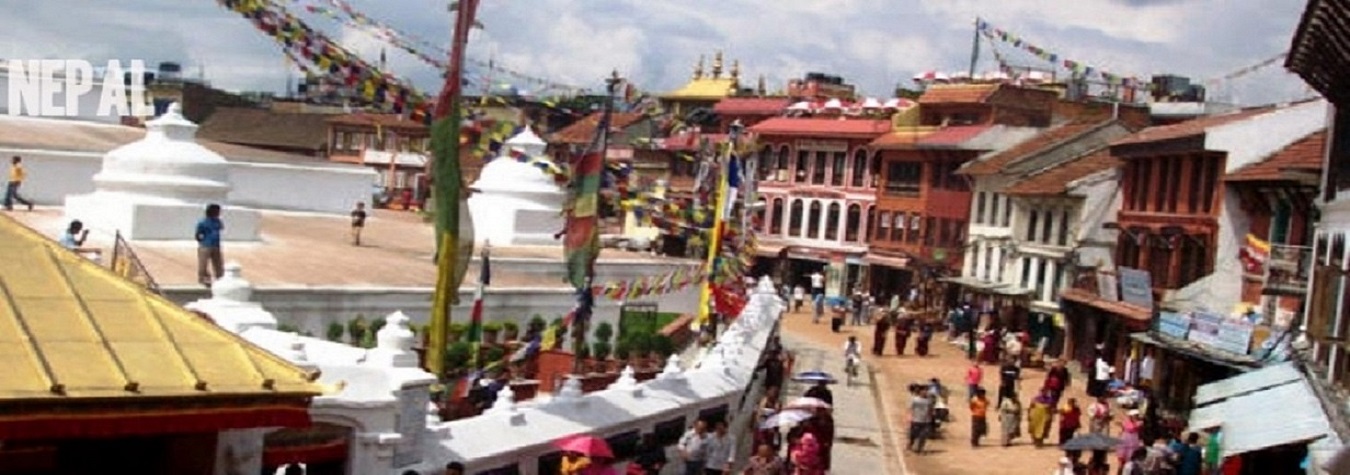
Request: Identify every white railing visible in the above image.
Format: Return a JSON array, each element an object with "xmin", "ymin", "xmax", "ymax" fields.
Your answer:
[{"xmin": 420, "ymin": 278, "xmax": 785, "ymax": 474}]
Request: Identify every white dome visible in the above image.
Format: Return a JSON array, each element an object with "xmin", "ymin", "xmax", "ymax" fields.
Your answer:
[
  {"xmin": 823, "ymin": 98, "xmax": 844, "ymax": 110},
  {"xmin": 474, "ymin": 156, "xmax": 563, "ymax": 194},
  {"xmin": 92, "ymin": 103, "xmax": 230, "ymax": 203},
  {"xmin": 504, "ymin": 127, "xmax": 547, "ymax": 158}
]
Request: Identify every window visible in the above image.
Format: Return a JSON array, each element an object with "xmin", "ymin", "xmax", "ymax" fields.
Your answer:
[
  {"xmin": 1021, "ymin": 257, "xmax": 1032, "ymax": 288},
  {"xmin": 893, "ymin": 213, "xmax": 906, "ymax": 242},
  {"xmin": 788, "ymin": 200, "xmax": 803, "ymax": 237},
  {"xmin": 1041, "ymin": 209, "xmax": 1054, "ymax": 243},
  {"xmin": 885, "ymin": 162, "xmax": 922, "ymax": 196},
  {"xmin": 1119, "ymin": 233, "xmax": 1142, "ymax": 269},
  {"xmin": 1148, "ymin": 236, "xmax": 1173, "ymax": 289},
  {"xmin": 846, "ymin": 204, "xmax": 861, "ymax": 242},
  {"xmin": 795, "ymin": 150, "xmax": 809, "ymax": 183},
  {"xmin": 870, "ymin": 154, "xmax": 883, "ymax": 188},
  {"xmin": 924, "ymin": 217, "xmax": 937, "ymax": 246},
  {"xmin": 1177, "ymin": 235, "xmax": 1210, "ymax": 288},
  {"xmin": 807, "ymin": 201, "xmax": 823, "ymax": 239},
  {"xmin": 975, "ymin": 192, "xmax": 987, "ymax": 225},
  {"xmin": 812, "ymin": 152, "xmax": 828, "ymax": 185},
  {"xmin": 770, "ymin": 198, "xmax": 784, "ymax": 235},
  {"xmin": 831, "ymin": 152, "xmax": 847, "ymax": 186},
  {"xmin": 908, "ymin": 214, "xmax": 921, "ymax": 243},
  {"xmin": 851, "ymin": 150, "xmax": 867, "ymax": 187},
  {"xmin": 776, "ymin": 145, "xmax": 791, "ymax": 181},
  {"xmin": 1058, "ymin": 209, "xmax": 1071, "ymax": 246},
  {"xmin": 866, "ymin": 206, "xmax": 876, "ymax": 241},
  {"xmin": 1002, "ymin": 195, "xmax": 1012, "ymax": 226},
  {"xmin": 877, "ymin": 211, "xmax": 891, "ymax": 241},
  {"xmin": 1053, "ymin": 264, "xmax": 1065, "ymax": 294},
  {"xmin": 1165, "ymin": 157, "xmax": 1183, "ymax": 213},
  {"xmin": 758, "ymin": 145, "xmax": 774, "ymax": 181},
  {"xmin": 1273, "ymin": 201, "xmax": 1292, "ymax": 244},
  {"xmin": 1202, "ymin": 155, "xmax": 1222, "ymax": 214},
  {"xmin": 1035, "ymin": 259, "xmax": 1048, "ymax": 300},
  {"xmin": 1026, "ymin": 211, "xmax": 1039, "ymax": 241},
  {"xmin": 825, "ymin": 203, "xmax": 841, "ymax": 240}
]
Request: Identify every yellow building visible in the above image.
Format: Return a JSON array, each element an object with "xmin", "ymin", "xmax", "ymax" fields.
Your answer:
[
  {"xmin": 0, "ymin": 215, "xmax": 320, "ymax": 474},
  {"xmin": 660, "ymin": 51, "xmax": 742, "ymax": 118}
]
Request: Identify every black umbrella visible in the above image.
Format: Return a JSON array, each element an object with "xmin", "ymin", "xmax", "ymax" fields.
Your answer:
[{"xmin": 1060, "ymin": 433, "xmax": 1121, "ymax": 452}]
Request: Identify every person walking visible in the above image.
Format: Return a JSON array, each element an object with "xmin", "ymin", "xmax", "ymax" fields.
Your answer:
[
  {"xmin": 4, "ymin": 155, "xmax": 33, "ymax": 211},
  {"xmin": 965, "ymin": 362, "xmax": 984, "ymax": 401},
  {"xmin": 999, "ymin": 395, "xmax": 1023, "ymax": 447},
  {"xmin": 350, "ymin": 201, "xmax": 368, "ymax": 245},
  {"xmin": 1028, "ymin": 389, "xmax": 1055, "ymax": 448},
  {"xmin": 871, "ymin": 310, "xmax": 890, "ymax": 356},
  {"xmin": 907, "ymin": 384, "xmax": 934, "ymax": 454},
  {"xmin": 969, "ymin": 388, "xmax": 990, "ymax": 447},
  {"xmin": 743, "ymin": 443, "xmax": 784, "ymax": 475},
  {"xmin": 792, "ymin": 285, "xmax": 805, "ymax": 313},
  {"xmin": 789, "ymin": 433, "xmax": 824, "ymax": 475},
  {"xmin": 703, "ymin": 420, "xmax": 735, "ymax": 475},
  {"xmin": 850, "ymin": 289, "xmax": 866, "ymax": 326},
  {"xmin": 1045, "ymin": 359, "xmax": 1072, "ymax": 405},
  {"xmin": 998, "ymin": 358, "xmax": 1022, "ymax": 407},
  {"xmin": 894, "ymin": 310, "xmax": 912, "ymax": 355},
  {"xmin": 678, "ymin": 420, "xmax": 709, "ymax": 475},
  {"xmin": 809, "ymin": 270, "xmax": 824, "ymax": 300},
  {"xmin": 1059, "ymin": 398, "xmax": 1083, "ymax": 446},
  {"xmin": 630, "ymin": 434, "xmax": 667, "ymax": 475},
  {"xmin": 195, "ymin": 204, "xmax": 225, "ymax": 287},
  {"xmin": 1088, "ymin": 397, "xmax": 1112, "ymax": 435},
  {"xmin": 915, "ymin": 321, "xmax": 934, "ymax": 357}
]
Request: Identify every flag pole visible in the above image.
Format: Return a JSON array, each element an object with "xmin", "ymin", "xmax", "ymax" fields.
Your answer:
[
  {"xmin": 571, "ymin": 70, "xmax": 623, "ymax": 374},
  {"xmin": 696, "ymin": 121, "xmax": 743, "ymax": 333},
  {"xmin": 427, "ymin": 0, "xmax": 481, "ymax": 381}
]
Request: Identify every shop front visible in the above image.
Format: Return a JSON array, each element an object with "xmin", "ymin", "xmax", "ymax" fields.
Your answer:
[
  {"xmin": 942, "ymin": 276, "xmax": 1034, "ymax": 331},
  {"xmin": 1058, "ymin": 287, "xmax": 1152, "ymax": 376}
]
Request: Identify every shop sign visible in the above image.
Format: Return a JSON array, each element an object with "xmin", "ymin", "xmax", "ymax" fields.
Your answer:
[
  {"xmin": 1186, "ymin": 311, "xmax": 1256, "ymax": 355},
  {"xmin": 1118, "ymin": 267, "xmax": 1153, "ymax": 310},
  {"xmin": 789, "ymin": 189, "xmax": 846, "ymax": 200},
  {"xmin": 1096, "ymin": 270, "xmax": 1120, "ymax": 302},
  {"xmin": 1158, "ymin": 311, "xmax": 1192, "ymax": 340}
]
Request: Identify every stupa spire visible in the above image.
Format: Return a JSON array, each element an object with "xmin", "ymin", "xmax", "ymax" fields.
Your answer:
[{"xmin": 712, "ymin": 51, "xmax": 724, "ymax": 79}]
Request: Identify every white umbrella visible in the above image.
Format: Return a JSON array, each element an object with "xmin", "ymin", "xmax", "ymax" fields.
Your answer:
[
  {"xmin": 760, "ymin": 408, "xmax": 814, "ymax": 429},
  {"xmin": 783, "ymin": 396, "xmax": 832, "ymax": 411}
]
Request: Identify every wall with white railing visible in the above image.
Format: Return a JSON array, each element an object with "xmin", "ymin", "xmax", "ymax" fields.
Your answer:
[{"xmin": 411, "ymin": 277, "xmax": 786, "ymax": 475}]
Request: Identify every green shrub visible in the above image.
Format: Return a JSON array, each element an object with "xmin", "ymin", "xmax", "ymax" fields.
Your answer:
[
  {"xmin": 483, "ymin": 322, "xmax": 504, "ymax": 332},
  {"xmin": 594, "ymin": 321, "xmax": 614, "ymax": 343},
  {"xmin": 448, "ymin": 322, "xmax": 468, "ymax": 337},
  {"xmin": 444, "ymin": 342, "xmax": 474, "ymax": 371},
  {"xmin": 326, "ymin": 322, "xmax": 346, "ymax": 342},
  {"xmin": 575, "ymin": 342, "xmax": 591, "ymax": 360},
  {"xmin": 346, "ymin": 316, "xmax": 368, "ymax": 345},
  {"xmin": 370, "ymin": 317, "xmax": 388, "ymax": 335},
  {"xmin": 484, "ymin": 346, "xmax": 506, "ymax": 363},
  {"xmin": 614, "ymin": 335, "xmax": 634, "ymax": 360},
  {"xmin": 502, "ymin": 321, "xmax": 520, "ymax": 333},
  {"xmin": 651, "ymin": 334, "xmax": 676, "ymax": 356},
  {"xmin": 277, "ymin": 323, "xmax": 300, "ymax": 334},
  {"xmin": 592, "ymin": 341, "xmax": 612, "ymax": 361},
  {"xmin": 528, "ymin": 315, "xmax": 547, "ymax": 332}
]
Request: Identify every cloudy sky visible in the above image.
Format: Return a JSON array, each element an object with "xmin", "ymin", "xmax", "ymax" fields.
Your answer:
[{"xmin": 0, "ymin": 0, "xmax": 1316, "ymax": 105}]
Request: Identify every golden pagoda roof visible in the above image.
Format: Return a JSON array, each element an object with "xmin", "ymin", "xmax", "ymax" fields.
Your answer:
[
  {"xmin": 661, "ymin": 77, "xmax": 740, "ymax": 100},
  {"xmin": 0, "ymin": 215, "xmax": 321, "ymax": 401}
]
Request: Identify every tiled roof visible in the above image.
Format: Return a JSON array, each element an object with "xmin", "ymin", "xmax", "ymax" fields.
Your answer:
[
  {"xmin": 0, "ymin": 215, "xmax": 320, "ymax": 401},
  {"xmin": 1004, "ymin": 148, "xmax": 1119, "ymax": 196},
  {"xmin": 960, "ymin": 121, "xmax": 1108, "ymax": 176},
  {"xmin": 1226, "ymin": 129, "xmax": 1327, "ymax": 182},
  {"xmin": 917, "ymin": 84, "xmax": 999, "ymax": 104},
  {"xmin": 1112, "ymin": 107, "xmax": 1276, "ymax": 147},
  {"xmin": 327, "ymin": 112, "xmax": 428, "ymax": 130},
  {"xmin": 868, "ymin": 129, "xmax": 937, "ymax": 148},
  {"xmin": 748, "ymin": 118, "xmax": 892, "ymax": 138},
  {"xmin": 198, "ymin": 107, "xmax": 333, "ymax": 152},
  {"xmin": 713, "ymin": 97, "xmax": 791, "ymax": 115},
  {"xmin": 550, "ymin": 112, "xmax": 648, "ymax": 145}
]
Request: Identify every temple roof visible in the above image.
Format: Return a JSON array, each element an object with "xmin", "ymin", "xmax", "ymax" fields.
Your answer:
[
  {"xmin": 661, "ymin": 77, "xmax": 740, "ymax": 100},
  {"xmin": 0, "ymin": 215, "xmax": 321, "ymax": 401}
]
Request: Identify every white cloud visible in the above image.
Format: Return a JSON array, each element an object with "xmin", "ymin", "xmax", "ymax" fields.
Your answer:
[{"xmin": 0, "ymin": 0, "xmax": 1314, "ymax": 105}]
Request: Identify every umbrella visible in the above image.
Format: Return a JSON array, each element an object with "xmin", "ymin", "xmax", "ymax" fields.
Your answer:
[
  {"xmin": 760, "ymin": 408, "xmax": 814, "ymax": 429},
  {"xmin": 791, "ymin": 371, "xmax": 837, "ymax": 384},
  {"xmin": 1060, "ymin": 433, "xmax": 1122, "ymax": 452},
  {"xmin": 556, "ymin": 434, "xmax": 614, "ymax": 459},
  {"xmin": 783, "ymin": 396, "xmax": 832, "ymax": 411}
]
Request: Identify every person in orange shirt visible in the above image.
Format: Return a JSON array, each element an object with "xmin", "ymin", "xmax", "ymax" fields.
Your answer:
[
  {"xmin": 4, "ymin": 155, "xmax": 33, "ymax": 211},
  {"xmin": 969, "ymin": 388, "xmax": 990, "ymax": 447}
]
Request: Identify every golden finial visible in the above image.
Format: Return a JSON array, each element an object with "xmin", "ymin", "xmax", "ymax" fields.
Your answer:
[
  {"xmin": 757, "ymin": 75, "xmax": 767, "ymax": 96},
  {"xmin": 712, "ymin": 51, "xmax": 724, "ymax": 79},
  {"xmin": 693, "ymin": 55, "xmax": 705, "ymax": 80},
  {"xmin": 731, "ymin": 60, "xmax": 741, "ymax": 81}
]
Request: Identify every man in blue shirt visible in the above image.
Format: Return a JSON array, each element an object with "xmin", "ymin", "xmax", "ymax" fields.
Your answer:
[{"xmin": 195, "ymin": 204, "xmax": 225, "ymax": 287}]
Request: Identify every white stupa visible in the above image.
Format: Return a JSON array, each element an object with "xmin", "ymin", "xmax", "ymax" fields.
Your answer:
[
  {"xmin": 65, "ymin": 102, "xmax": 260, "ymax": 240},
  {"xmin": 467, "ymin": 127, "xmax": 565, "ymax": 246}
]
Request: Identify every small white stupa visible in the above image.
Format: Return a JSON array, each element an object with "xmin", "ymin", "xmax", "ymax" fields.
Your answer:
[
  {"xmin": 65, "ymin": 102, "xmax": 260, "ymax": 240},
  {"xmin": 467, "ymin": 126, "xmax": 565, "ymax": 246},
  {"xmin": 184, "ymin": 262, "xmax": 278, "ymax": 334}
]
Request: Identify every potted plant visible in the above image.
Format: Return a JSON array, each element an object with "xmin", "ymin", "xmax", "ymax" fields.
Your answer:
[
  {"xmin": 502, "ymin": 321, "xmax": 520, "ymax": 342},
  {"xmin": 592, "ymin": 341, "xmax": 613, "ymax": 372},
  {"xmin": 575, "ymin": 343, "xmax": 592, "ymax": 373},
  {"xmin": 370, "ymin": 317, "xmax": 388, "ymax": 335},
  {"xmin": 326, "ymin": 322, "xmax": 345, "ymax": 342},
  {"xmin": 447, "ymin": 323, "xmax": 468, "ymax": 343},
  {"xmin": 444, "ymin": 341, "xmax": 474, "ymax": 377},
  {"xmin": 484, "ymin": 346, "xmax": 507, "ymax": 367},
  {"xmin": 528, "ymin": 315, "xmax": 547, "ymax": 334},
  {"xmin": 346, "ymin": 315, "xmax": 368, "ymax": 346},
  {"xmin": 614, "ymin": 336, "xmax": 633, "ymax": 362},
  {"xmin": 482, "ymin": 322, "xmax": 503, "ymax": 345}
]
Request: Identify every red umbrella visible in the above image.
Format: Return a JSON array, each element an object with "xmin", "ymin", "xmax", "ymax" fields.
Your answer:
[{"xmin": 556, "ymin": 434, "xmax": 614, "ymax": 459}]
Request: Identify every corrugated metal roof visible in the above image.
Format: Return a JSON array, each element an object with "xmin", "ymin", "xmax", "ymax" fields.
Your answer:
[
  {"xmin": 1189, "ymin": 375, "xmax": 1333, "ymax": 457},
  {"xmin": 1193, "ymin": 362, "xmax": 1302, "ymax": 405}
]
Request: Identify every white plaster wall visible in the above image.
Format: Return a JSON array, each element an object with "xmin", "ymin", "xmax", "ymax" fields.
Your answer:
[
  {"xmin": 1168, "ymin": 188, "xmax": 1250, "ymax": 314},
  {"xmin": 1069, "ymin": 169, "xmax": 1123, "ymax": 269},
  {"xmin": 965, "ymin": 178, "xmax": 1017, "ymax": 285},
  {"xmin": 0, "ymin": 147, "xmax": 374, "ymax": 214},
  {"xmin": 1208, "ymin": 99, "xmax": 1328, "ymax": 173}
]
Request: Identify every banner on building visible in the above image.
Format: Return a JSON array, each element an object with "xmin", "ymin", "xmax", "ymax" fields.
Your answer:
[
  {"xmin": 1117, "ymin": 267, "xmax": 1153, "ymax": 310},
  {"xmin": 1158, "ymin": 311, "xmax": 1192, "ymax": 340}
]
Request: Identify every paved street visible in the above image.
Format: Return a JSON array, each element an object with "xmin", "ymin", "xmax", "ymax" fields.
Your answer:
[{"xmin": 779, "ymin": 308, "xmax": 1109, "ymax": 475}]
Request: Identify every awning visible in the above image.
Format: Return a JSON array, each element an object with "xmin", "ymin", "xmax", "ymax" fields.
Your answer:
[
  {"xmin": 939, "ymin": 277, "xmax": 1033, "ymax": 296},
  {"xmin": 863, "ymin": 253, "xmax": 911, "ymax": 269},
  {"xmin": 1129, "ymin": 332, "xmax": 1259, "ymax": 372},
  {"xmin": 1188, "ymin": 363, "xmax": 1335, "ymax": 457},
  {"xmin": 1060, "ymin": 288, "xmax": 1152, "ymax": 322}
]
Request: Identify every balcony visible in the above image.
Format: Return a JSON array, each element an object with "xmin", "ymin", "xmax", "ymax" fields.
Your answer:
[{"xmin": 1264, "ymin": 244, "xmax": 1312, "ymax": 296}]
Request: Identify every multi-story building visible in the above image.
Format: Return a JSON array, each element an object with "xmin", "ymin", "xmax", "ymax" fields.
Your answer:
[
  {"xmin": 750, "ymin": 114, "xmax": 893, "ymax": 299},
  {"xmin": 325, "ymin": 113, "xmax": 432, "ymax": 208},
  {"xmin": 1065, "ymin": 101, "xmax": 1327, "ymax": 416},
  {"xmin": 865, "ymin": 83, "xmax": 1064, "ymax": 308},
  {"xmin": 956, "ymin": 119, "xmax": 1137, "ymax": 346}
]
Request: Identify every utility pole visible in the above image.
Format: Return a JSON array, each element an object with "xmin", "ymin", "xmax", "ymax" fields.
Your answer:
[{"xmin": 968, "ymin": 17, "xmax": 982, "ymax": 79}]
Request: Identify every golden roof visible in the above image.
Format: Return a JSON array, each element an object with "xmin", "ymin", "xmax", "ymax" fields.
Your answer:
[
  {"xmin": 0, "ymin": 215, "xmax": 321, "ymax": 401},
  {"xmin": 662, "ymin": 77, "xmax": 740, "ymax": 100}
]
